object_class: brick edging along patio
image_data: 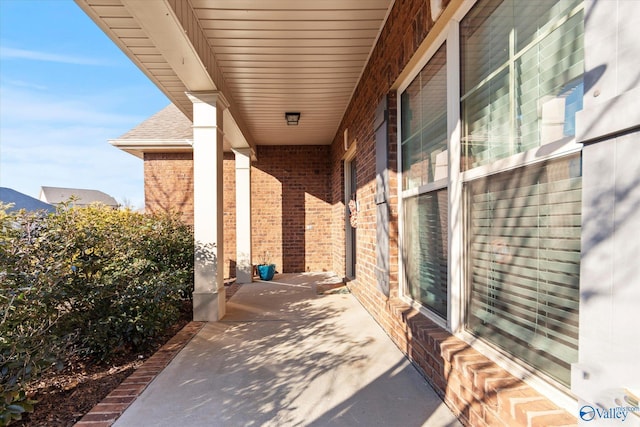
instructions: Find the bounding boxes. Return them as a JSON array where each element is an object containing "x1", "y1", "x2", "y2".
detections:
[
  {"x1": 74, "y1": 321, "x2": 205, "y2": 427},
  {"x1": 75, "y1": 281, "x2": 241, "y2": 426}
]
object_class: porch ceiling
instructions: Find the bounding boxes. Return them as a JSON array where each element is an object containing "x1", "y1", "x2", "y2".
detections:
[{"x1": 75, "y1": 0, "x2": 394, "y2": 148}]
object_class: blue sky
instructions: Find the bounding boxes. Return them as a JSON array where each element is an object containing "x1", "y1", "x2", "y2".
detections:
[{"x1": 0, "y1": 0, "x2": 170, "y2": 209}]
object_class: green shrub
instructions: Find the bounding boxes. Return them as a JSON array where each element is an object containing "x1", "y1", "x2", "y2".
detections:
[
  {"x1": 0, "y1": 202, "x2": 193, "y2": 424},
  {"x1": 49, "y1": 204, "x2": 194, "y2": 359},
  {"x1": 0, "y1": 205, "x2": 68, "y2": 425}
]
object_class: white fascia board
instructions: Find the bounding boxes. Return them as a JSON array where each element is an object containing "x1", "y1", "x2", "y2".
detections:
[{"x1": 110, "y1": 139, "x2": 193, "y2": 159}]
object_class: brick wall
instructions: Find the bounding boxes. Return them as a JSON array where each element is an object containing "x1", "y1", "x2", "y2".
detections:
[
  {"x1": 144, "y1": 146, "x2": 332, "y2": 277},
  {"x1": 327, "y1": 0, "x2": 578, "y2": 425},
  {"x1": 143, "y1": 152, "x2": 237, "y2": 278},
  {"x1": 144, "y1": 152, "x2": 194, "y2": 225},
  {"x1": 252, "y1": 145, "x2": 332, "y2": 273},
  {"x1": 381, "y1": 300, "x2": 578, "y2": 427}
]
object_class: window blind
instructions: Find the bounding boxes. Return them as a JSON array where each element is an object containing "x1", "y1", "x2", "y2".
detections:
[
  {"x1": 401, "y1": 44, "x2": 448, "y2": 190},
  {"x1": 400, "y1": 43, "x2": 449, "y2": 319},
  {"x1": 460, "y1": 0, "x2": 584, "y2": 170},
  {"x1": 466, "y1": 154, "x2": 581, "y2": 385},
  {"x1": 404, "y1": 189, "x2": 448, "y2": 318}
]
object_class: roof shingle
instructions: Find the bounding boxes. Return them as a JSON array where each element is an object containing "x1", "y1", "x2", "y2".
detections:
[{"x1": 116, "y1": 104, "x2": 192, "y2": 141}]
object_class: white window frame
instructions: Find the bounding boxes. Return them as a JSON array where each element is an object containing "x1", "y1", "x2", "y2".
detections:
[
  {"x1": 397, "y1": 25, "x2": 452, "y2": 331},
  {"x1": 396, "y1": 0, "x2": 583, "y2": 413}
]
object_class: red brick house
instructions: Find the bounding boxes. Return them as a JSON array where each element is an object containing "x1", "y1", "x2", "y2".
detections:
[{"x1": 78, "y1": 0, "x2": 640, "y2": 426}]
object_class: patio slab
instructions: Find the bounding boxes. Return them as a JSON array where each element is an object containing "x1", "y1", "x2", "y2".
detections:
[{"x1": 112, "y1": 273, "x2": 461, "y2": 427}]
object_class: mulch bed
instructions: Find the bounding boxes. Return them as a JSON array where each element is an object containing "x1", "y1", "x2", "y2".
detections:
[{"x1": 13, "y1": 319, "x2": 188, "y2": 427}]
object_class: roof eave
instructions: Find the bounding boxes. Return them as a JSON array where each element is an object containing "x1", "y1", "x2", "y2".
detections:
[{"x1": 109, "y1": 139, "x2": 194, "y2": 159}]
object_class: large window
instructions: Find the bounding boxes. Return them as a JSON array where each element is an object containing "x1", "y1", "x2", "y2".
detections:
[
  {"x1": 465, "y1": 155, "x2": 582, "y2": 386},
  {"x1": 460, "y1": 0, "x2": 584, "y2": 170},
  {"x1": 401, "y1": 43, "x2": 448, "y2": 319},
  {"x1": 460, "y1": 0, "x2": 584, "y2": 386},
  {"x1": 398, "y1": 0, "x2": 584, "y2": 388}
]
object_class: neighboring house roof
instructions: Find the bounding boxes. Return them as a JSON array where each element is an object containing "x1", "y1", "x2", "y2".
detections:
[
  {"x1": 39, "y1": 186, "x2": 119, "y2": 208},
  {"x1": 110, "y1": 104, "x2": 193, "y2": 159},
  {"x1": 0, "y1": 187, "x2": 55, "y2": 213}
]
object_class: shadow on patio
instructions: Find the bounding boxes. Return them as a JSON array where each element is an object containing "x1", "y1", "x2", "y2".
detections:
[{"x1": 112, "y1": 273, "x2": 460, "y2": 427}]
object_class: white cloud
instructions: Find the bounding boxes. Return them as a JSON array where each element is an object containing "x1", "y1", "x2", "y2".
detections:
[{"x1": 0, "y1": 46, "x2": 111, "y2": 66}]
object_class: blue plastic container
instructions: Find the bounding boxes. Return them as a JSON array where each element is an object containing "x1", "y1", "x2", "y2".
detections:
[{"x1": 257, "y1": 264, "x2": 276, "y2": 281}]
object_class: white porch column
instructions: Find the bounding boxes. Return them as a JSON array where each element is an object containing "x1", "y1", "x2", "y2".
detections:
[
  {"x1": 233, "y1": 148, "x2": 253, "y2": 283},
  {"x1": 187, "y1": 91, "x2": 229, "y2": 321}
]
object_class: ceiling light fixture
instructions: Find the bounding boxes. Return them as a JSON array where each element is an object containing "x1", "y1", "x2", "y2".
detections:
[{"x1": 285, "y1": 112, "x2": 300, "y2": 126}]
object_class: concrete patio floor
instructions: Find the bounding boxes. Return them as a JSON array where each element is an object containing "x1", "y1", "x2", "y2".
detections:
[{"x1": 113, "y1": 273, "x2": 461, "y2": 427}]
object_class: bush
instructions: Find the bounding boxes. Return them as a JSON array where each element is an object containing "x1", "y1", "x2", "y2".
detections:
[{"x1": 0, "y1": 202, "x2": 193, "y2": 425}]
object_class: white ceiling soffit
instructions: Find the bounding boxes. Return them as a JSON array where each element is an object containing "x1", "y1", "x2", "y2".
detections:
[{"x1": 75, "y1": 0, "x2": 395, "y2": 146}]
